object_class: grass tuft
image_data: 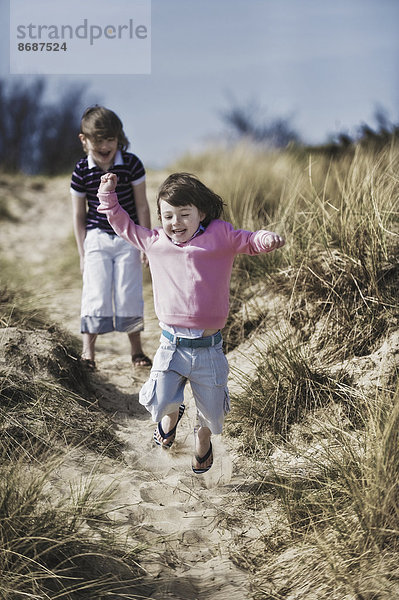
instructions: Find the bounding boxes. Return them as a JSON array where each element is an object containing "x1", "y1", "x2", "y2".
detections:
[
  {"x1": 0, "y1": 449, "x2": 147, "y2": 599},
  {"x1": 229, "y1": 337, "x2": 353, "y2": 448}
]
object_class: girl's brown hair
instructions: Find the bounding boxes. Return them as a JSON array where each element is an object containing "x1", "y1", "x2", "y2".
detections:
[
  {"x1": 80, "y1": 106, "x2": 129, "y2": 151},
  {"x1": 157, "y1": 172, "x2": 224, "y2": 227}
]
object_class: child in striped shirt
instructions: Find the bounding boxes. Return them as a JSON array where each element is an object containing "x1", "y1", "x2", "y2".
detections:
[{"x1": 70, "y1": 106, "x2": 152, "y2": 370}]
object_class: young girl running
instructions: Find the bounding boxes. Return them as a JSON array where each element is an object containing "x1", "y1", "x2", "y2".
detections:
[{"x1": 97, "y1": 172, "x2": 285, "y2": 474}]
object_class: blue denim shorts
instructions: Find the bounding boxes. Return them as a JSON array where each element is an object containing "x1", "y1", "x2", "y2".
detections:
[{"x1": 139, "y1": 334, "x2": 230, "y2": 434}]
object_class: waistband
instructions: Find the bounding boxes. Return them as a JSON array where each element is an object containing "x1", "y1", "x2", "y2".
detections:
[
  {"x1": 161, "y1": 329, "x2": 222, "y2": 348},
  {"x1": 86, "y1": 227, "x2": 116, "y2": 237}
]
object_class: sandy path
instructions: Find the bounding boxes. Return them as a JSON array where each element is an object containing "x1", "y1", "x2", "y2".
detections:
[{"x1": 1, "y1": 173, "x2": 261, "y2": 599}]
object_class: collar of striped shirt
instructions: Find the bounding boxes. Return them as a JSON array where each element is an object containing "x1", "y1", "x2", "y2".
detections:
[{"x1": 87, "y1": 149, "x2": 123, "y2": 170}]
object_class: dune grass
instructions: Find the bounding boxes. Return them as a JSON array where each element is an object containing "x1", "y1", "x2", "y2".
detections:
[
  {"x1": 176, "y1": 140, "x2": 399, "y2": 597},
  {"x1": 177, "y1": 141, "x2": 398, "y2": 357},
  {"x1": 228, "y1": 335, "x2": 353, "y2": 454},
  {"x1": 0, "y1": 272, "x2": 150, "y2": 598},
  {"x1": 248, "y1": 381, "x2": 399, "y2": 598},
  {"x1": 0, "y1": 446, "x2": 147, "y2": 599}
]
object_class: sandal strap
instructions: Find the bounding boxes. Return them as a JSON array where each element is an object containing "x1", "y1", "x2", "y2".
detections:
[
  {"x1": 157, "y1": 421, "x2": 175, "y2": 440},
  {"x1": 154, "y1": 404, "x2": 185, "y2": 442},
  {"x1": 194, "y1": 442, "x2": 213, "y2": 465}
]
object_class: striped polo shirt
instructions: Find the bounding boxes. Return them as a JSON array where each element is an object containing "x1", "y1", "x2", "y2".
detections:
[{"x1": 70, "y1": 150, "x2": 145, "y2": 232}]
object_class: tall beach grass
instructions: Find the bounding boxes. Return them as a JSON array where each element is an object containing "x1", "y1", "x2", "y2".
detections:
[
  {"x1": 0, "y1": 274, "x2": 150, "y2": 598},
  {"x1": 176, "y1": 140, "x2": 399, "y2": 597}
]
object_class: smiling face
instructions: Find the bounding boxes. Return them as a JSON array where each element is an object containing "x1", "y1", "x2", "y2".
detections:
[
  {"x1": 79, "y1": 134, "x2": 118, "y2": 171},
  {"x1": 159, "y1": 200, "x2": 205, "y2": 244}
]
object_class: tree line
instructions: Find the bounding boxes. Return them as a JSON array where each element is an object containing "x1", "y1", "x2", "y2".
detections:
[
  {"x1": 0, "y1": 78, "x2": 397, "y2": 175},
  {"x1": 0, "y1": 78, "x2": 88, "y2": 175}
]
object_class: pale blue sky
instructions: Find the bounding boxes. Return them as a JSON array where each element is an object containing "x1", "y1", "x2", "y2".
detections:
[{"x1": 1, "y1": 0, "x2": 399, "y2": 168}]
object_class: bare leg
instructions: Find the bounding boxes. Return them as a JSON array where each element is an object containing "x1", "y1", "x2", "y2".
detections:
[
  {"x1": 129, "y1": 331, "x2": 151, "y2": 366},
  {"x1": 82, "y1": 333, "x2": 97, "y2": 362},
  {"x1": 128, "y1": 331, "x2": 143, "y2": 355}
]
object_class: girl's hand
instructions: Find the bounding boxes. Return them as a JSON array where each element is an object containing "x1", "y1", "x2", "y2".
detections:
[
  {"x1": 264, "y1": 232, "x2": 285, "y2": 250},
  {"x1": 99, "y1": 172, "x2": 117, "y2": 193}
]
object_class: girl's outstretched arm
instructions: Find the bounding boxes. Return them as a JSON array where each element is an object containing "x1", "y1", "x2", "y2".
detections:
[{"x1": 222, "y1": 221, "x2": 285, "y2": 255}]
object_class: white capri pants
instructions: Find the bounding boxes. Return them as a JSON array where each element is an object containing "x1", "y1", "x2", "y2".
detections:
[
  {"x1": 139, "y1": 334, "x2": 231, "y2": 434},
  {"x1": 81, "y1": 228, "x2": 144, "y2": 334}
]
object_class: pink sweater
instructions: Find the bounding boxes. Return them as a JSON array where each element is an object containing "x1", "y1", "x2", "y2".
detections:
[{"x1": 98, "y1": 191, "x2": 277, "y2": 329}]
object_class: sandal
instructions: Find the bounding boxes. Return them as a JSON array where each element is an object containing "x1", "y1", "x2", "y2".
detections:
[
  {"x1": 153, "y1": 404, "x2": 185, "y2": 449},
  {"x1": 81, "y1": 358, "x2": 96, "y2": 371},
  {"x1": 132, "y1": 353, "x2": 152, "y2": 368},
  {"x1": 192, "y1": 442, "x2": 213, "y2": 474}
]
